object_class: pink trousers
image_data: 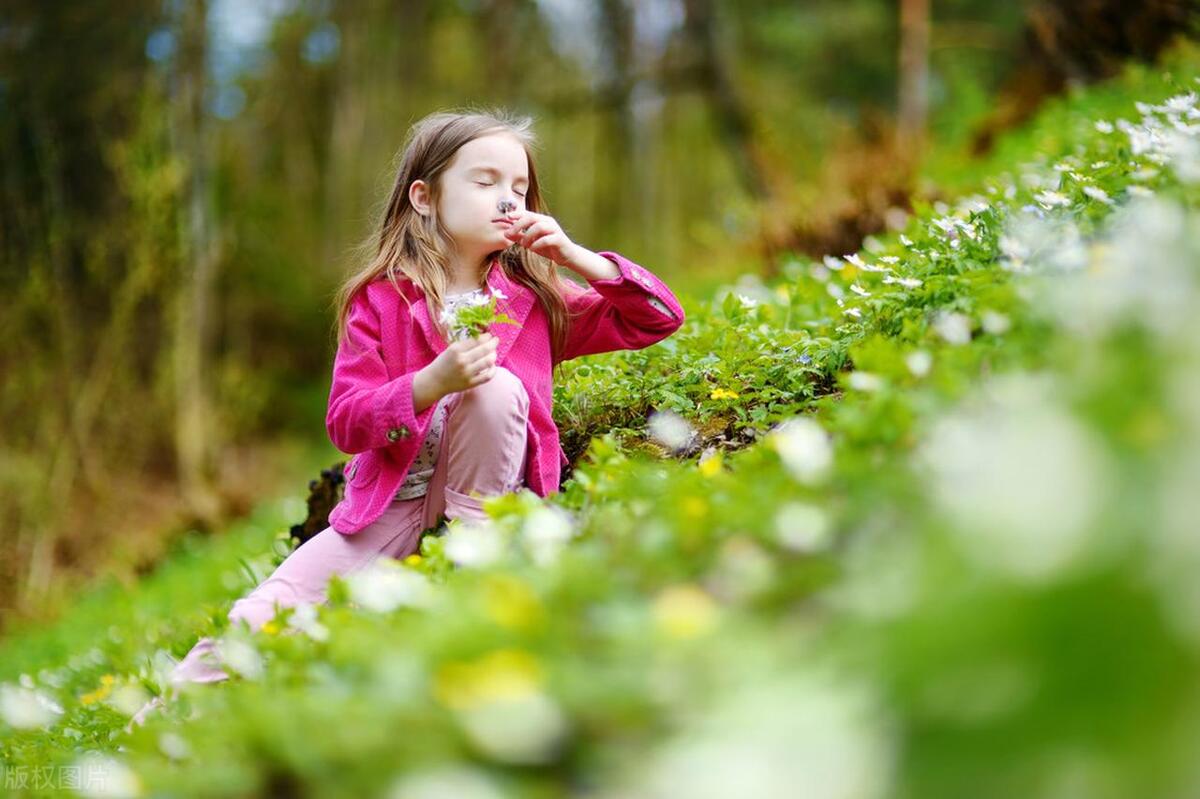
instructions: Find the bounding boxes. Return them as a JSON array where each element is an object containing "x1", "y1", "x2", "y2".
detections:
[{"x1": 138, "y1": 367, "x2": 529, "y2": 709}]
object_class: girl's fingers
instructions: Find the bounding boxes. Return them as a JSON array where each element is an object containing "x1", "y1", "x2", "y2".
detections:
[
  {"x1": 464, "y1": 347, "x2": 497, "y2": 373},
  {"x1": 520, "y1": 224, "x2": 552, "y2": 247}
]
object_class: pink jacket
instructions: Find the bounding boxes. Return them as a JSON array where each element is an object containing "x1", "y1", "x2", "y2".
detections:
[{"x1": 325, "y1": 250, "x2": 686, "y2": 534}]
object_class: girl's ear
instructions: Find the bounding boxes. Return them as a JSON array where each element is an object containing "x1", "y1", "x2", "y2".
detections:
[{"x1": 409, "y1": 179, "x2": 432, "y2": 217}]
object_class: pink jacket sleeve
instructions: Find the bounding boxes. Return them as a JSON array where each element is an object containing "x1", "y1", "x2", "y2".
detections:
[
  {"x1": 556, "y1": 250, "x2": 686, "y2": 363},
  {"x1": 325, "y1": 290, "x2": 440, "y2": 455}
]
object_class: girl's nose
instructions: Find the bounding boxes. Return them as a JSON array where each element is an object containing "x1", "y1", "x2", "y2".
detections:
[{"x1": 497, "y1": 198, "x2": 517, "y2": 215}]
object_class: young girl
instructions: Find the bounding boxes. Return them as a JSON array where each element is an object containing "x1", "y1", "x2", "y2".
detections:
[{"x1": 128, "y1": 108, "x2": 685, "y2": 729}]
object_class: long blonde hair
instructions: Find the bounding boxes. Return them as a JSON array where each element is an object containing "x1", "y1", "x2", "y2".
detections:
[{"x1": 331, "y1": 107, "x2": 577, "y2": 366}]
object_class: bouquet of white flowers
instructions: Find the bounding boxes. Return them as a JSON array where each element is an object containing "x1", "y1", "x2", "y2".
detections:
[{"x1": 439, "y1": 288, "x2": 521, "y2": 342}]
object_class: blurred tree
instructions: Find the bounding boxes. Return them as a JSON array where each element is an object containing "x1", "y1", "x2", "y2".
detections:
[{"x1": 970, "y1": 0, "x2": 1200, "y2": 154}]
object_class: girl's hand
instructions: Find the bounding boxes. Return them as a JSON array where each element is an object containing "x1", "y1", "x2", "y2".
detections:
[
  {"x1": 427, "y1": 332, "x2": 499, "y2": 395},
  {"x1": 501, "y1": 210, "x2": 579, "y2": 266}
]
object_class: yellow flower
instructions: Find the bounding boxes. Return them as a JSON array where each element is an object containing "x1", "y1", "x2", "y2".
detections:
[
  {"x1": 653, "y1": 584, "x2": 718, "y2": 640},
  {"x1": 709, "y1": 387, "x2": 739, "y2": 400},
  {"x1": 80, "y1": 678, "x2": 115, "y2": 706},
  {"x1": 682, "y1": 496, "x2": 708, "y2": 519},
  {"x1": 482, "y1": 574, "x2": 544, "y2": 631},
  {"x1": 260, "y1": 620, "x2": 281, "y2": 635},
  {"x1": 698, "y1": 453, "x2": 723, "y2": 478},
  {"x1": 404, "y1": 554, "x2": 423, "y2": 566},
  {"x1": 433, "y1": 648, "x2": 544, "y2": 710}
]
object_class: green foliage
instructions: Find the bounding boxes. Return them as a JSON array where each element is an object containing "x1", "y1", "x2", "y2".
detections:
[{"x1": 4, "y1": 41, "x2": 1200, "y2": 799}]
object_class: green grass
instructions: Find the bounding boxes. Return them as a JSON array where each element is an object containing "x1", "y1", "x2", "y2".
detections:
[{"x1": 3, "y1": 39, "x2": 1200, "y2": 799}]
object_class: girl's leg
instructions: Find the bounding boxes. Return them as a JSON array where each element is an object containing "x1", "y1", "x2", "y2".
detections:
[
  {"x1": 127, "y1": 499, "x2": 427, "y2": 728},
  {"x1": 422, "y1": 365, "x2": 530, "y2": 527}
]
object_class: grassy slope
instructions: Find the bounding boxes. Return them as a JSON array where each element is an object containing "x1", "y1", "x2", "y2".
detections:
[{"x1": 2, "y1": 38, "x2": 1200, "y2": 799}]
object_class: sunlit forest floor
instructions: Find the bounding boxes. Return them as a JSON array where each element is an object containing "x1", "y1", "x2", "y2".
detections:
[{"x1": 3, "y1": 39, "x2": 1200, "y2": 799}]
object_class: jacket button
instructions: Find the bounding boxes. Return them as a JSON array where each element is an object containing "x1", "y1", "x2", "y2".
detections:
[{"x1": 386, "y1": 425, "x2": 410, "y2": 442}]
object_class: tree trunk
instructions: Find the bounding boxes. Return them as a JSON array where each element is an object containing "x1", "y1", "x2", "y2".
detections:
[
  {"x1": 170, "y1": 0, "x2": 223, "y2": 527},
  {"x1": 898, "y1": 0, "x2": 931, "y2": 154}
]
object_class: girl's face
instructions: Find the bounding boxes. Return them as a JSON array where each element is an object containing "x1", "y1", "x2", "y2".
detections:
[{"x1": 415, "y1": 132, "x2": 530, "y2": 264}]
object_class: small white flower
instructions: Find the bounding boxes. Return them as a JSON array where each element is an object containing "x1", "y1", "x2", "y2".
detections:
[
  {"x1": 847, "y1": 371, "x2": 883, "y2": 392},
  {"x1": 348, "y1": 560, "x2": 435, "y2": 611},
  {"x1": 933, "y1": 310, "x2": 973, "y2": 345},
  {"x1": 770, "y1": 417, "x2": 833, "y2": 485},
  {"x1": 386, "y1": 766, "x2": 507, "y2": 799},
  {"x1": 648, "y1": 409, "x2": 695, "y2": 452},
  {"x1": 1034, "y1": 190, "x2": 1070, "y2": 208},
  {"x1": 217, "y1": 636, "x2": 264, "y2": 680},
  {"x1": 905, "y1": 350, "x2": 933, "y2": 378},
  {"x1": 0, "y1": 683, "x2": 63, "y2": 729},
  {"x1": 878, "y1": 255, "x2": 900, "y2": 265},
  {"x1": 1082, "y1": 186, "x2": 1113, "y2": 204},
  {"x1": 443, "y1": 520, "x2": 505, "y2": 568},
  {"x1": 456, "y1": 691, "x2": 570, "y2": 765},
  {"x1": 981, "y1": 311, "x2": 1012, "y2": 335},
  {"x1": 843, "y1": 253, "x2": 867, "y2": 269},
  {"x1": 774, "y1": 502, "x2": 833, "y2": 553},
  {"x1": 899, "y1": 234, "x2": 914, "y2": 247},
  {"x1": 288, "y1": 602, "x2": 330, "y2": 641},
  {"x1": 849, "y1": 283, "x2": 870, "y2": 297},
  {"x1": 521, "y1": 506, "x2": 576, "y2": 566},
  {"x1": 843, "y1": 307, "x2": 862, "y2": 319},
  {"x1": 73, "y1": 753, "x2": 143, "y2": 798},
  {"x1": 736, "y1": 293, "x2": 759, "y2": 309},
  {"x1": 823, "y1": 255, "x2": 845, "y2": 271},
  {"x1": 490, "y1": 287, "x2": 508, "y2": 300}
]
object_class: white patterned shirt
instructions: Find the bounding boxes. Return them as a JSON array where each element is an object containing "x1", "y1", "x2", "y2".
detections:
[{"x1": 392, "y1": 287, "x2": 487, "y2": 501}]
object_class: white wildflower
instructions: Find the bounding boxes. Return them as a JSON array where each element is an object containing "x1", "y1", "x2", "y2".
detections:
[
  {"x1": 73, "y1": 753, "x2": 143, "y2": 798},
  {"x1": 443, "y1": 520, "x2": 505, "y2": 568},
  {"x1": 849, "y1": 283, "x2": 870, "y2": 297},
  {"x1": 916, "y1": 373, "x2": 1111, "y2": 582},
  {"x1": 217, "y1": 636, "x2": 264, "y2": 680},
  {"x1": 1034, "y1": 190, "x2": 1070, "y2": 209},
  {"x1": 770, "y1": 417, "x2": 833, "y2": 485},
  {"x1": 843, "y1": 307, "x2": 862, "y2": 319},
  {"x1": 521, "y1": 505, "x2": 576, "y2": 566},
  {"x1": 647, "y1": 409, "x2": 694, "y2": 452},
  {"x1": 626, "y1": 670, "x2": 893, "y2": 799},
  {"x1": 847, "y1": 372, "x2": 883, "y2": 392},
  {"x1": 932, "y1": 310, "x2": 972, "y2": 345},
  {"x1": 1164, "y1": 92, "x2": 1197, "y2": 114},
  {"x1": 386, "y1": 766, "x2": 507, "y2": 799},
  {"x1": 823, "y1": 255, "x2": 845, "y2": 271},
  {"x1": 456, "y1": 691, "x2": 570, "y2": 765},
  {"x1": 981, "y1": 311, "x2": 1012, "y2": 335},
  {"x1": 0, "y1": 683, "x2": 63, "y2": 729},
  {"x1": 774, "y1": 502, "x2": 833, "y2": 553},
  {"x1": 1082, "y1": 186, "x2": 1112, "y2": 204},
  {"x1": 287, "y1": 602, "x2": 330, "y2": 641},
  {"x1": 904, "y1": 350, "x2": 933, "y2": 378},
  {"x1": 1094, "y1": 120, "x2": 1114, "y2": 133},
  {"x1": 348, "y1": 559, "x2": 435, "y2": 611}
]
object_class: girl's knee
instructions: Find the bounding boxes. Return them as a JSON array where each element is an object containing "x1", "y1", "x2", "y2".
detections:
[{"x1": 460, "y1": 366, "x2": 529, "y2": 414}]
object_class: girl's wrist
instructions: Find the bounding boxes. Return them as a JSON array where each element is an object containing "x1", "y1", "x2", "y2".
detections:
[{"x1": 412, "y1": 365, "x2": 445, "y2": 414}]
